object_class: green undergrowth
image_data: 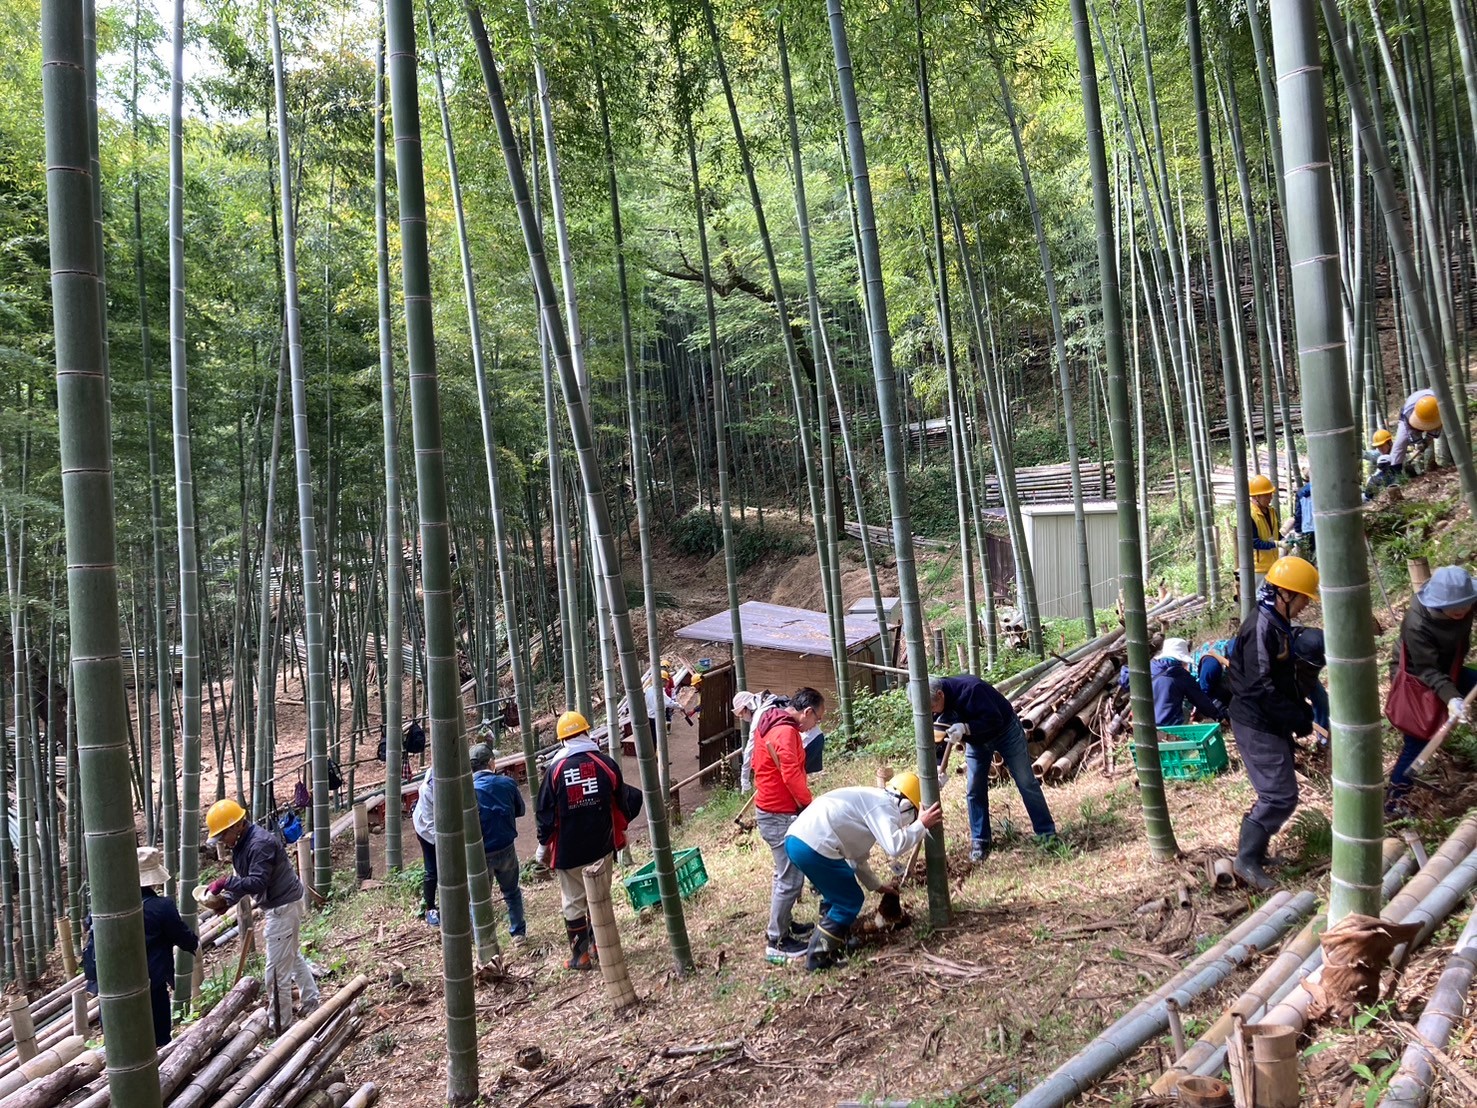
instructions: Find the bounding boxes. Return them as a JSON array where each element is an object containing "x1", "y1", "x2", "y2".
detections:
[{"x1": 669, "y1": 508, "x2": 808, "y2": 572}]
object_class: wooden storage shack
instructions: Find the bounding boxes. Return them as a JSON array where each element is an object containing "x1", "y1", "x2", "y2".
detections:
[{"x1": 675, "y1": 601, "x2": 884, "y2": 713}]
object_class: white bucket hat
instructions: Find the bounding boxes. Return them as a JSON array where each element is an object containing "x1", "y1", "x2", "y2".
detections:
[{"x1": 136, "y1": 846, "x2": 171, "y2": 888}]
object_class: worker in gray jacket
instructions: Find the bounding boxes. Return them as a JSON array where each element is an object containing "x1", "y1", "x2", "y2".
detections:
[{"x1": 205, "y1": 798, "x2": 320, "y2": 1028}]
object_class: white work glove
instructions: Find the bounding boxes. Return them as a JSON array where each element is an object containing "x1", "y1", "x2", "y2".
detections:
[
  {"x1": 944, "y1": 722, "x2": 969, "y2": 743},
  {"x1": 1449, "y1": 697, "x2": 1468, "y2": 723},
  {"x1": 534, "y1": 843, "x2": 550, "y2": 867}
]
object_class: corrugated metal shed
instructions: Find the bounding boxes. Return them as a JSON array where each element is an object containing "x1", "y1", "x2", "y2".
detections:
[
  {"x1": 1018, "y1": 501, "x2": 1120, "y2": 618},
  {"x1": 674, "y1": 601, "x2": 880, "y2": 655}
]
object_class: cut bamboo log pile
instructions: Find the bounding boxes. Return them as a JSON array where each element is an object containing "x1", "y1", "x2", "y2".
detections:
[{"x1": 1002, "y1": 594, "x2": 1207, "y2": 788}]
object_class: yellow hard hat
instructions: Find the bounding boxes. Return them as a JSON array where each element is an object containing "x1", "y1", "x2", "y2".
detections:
[
  {"x1": 556, "y1": 710, "x2": 591, "y2": 741},
  {"x1": 1265, "y1": 555, "x2": 1320, "y2": 599},
  {"x1": 1248, "y1": 474, "x2": 1276, "y2": 496},
  {"x1": 889, "y1": 770, "x2": 922, "y2": 811},
  {"x1": 206, "y1": 798, "x2": 247, "y2": 840},
  {"x1": 1372, "y1": 429, "x2": 1393, "y2": 447},
  {"x1": 1411, "y1": 395, "x2": 1441, "y2": 432}
]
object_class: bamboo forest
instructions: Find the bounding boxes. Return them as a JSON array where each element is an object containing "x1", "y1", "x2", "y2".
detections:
[{"x1": 11, "y1": 0, "x2": 1477, "y2": 1101}]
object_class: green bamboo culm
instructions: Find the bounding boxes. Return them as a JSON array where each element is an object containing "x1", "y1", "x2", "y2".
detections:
[
  {"x1": 384, "y1": 0, "x2": 480, "y2": 1094},
  {"x1": 372, "y1": 20, "x2": 404, "y2": 870},
  {"x1": 827, "y1": 0, "x2": 950, "y2": 923},
  {"x1": 1319, "y1": 0, "x2": 1477, "y2": 521},
  {"x1": 267, "y1": 0, "x2": 333, "y2": 897},
  {"x1": 167, "y1": 0, "x2": 203, "y2": 1008},
  {"x1": 463, "y1": 0, "x2": 695, "y2": 974},
  {"x1": 1270, "y1": 0, "x2": 1384, "y2": 921},
  {"x1": 41, "y1": 0, "x2": 166, "y2": 1096},
  {"x1": 1068, "y1": 0, "x2": 1178, "y2": 861}
]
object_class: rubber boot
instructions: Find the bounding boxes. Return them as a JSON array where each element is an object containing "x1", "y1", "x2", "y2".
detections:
[
  {"x1": 564, "y1": 917, "x2": 594, "y2": 971},
  {"x1": 1233, "y1": 816, "x2": 1276, "y2": 892},
  {"x1": 805, "y1": 921, "x2": 848, "y2": 972}
]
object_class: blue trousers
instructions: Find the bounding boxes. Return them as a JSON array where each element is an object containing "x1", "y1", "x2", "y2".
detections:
[
  {"x1": 964, "y1": 721, "x2": 1057, "y2": 848},
  {"x1": 1390, "y1": 666, "x2": 1477, "y2": 803},
  {"x1": 487, "y1": 843, "x2": 526, "y2": 936},
  {"x1": 784, "y1": 837, "x2": 865, "y2": 930}
]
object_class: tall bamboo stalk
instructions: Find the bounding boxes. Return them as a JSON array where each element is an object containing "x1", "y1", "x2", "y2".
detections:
[
  {"x1": 827, "y1": 0, "x2": 950, "y2": 923},
  {"x1": 372, "y1": 22, "x2": 404, "y2": 870},
  {"x1": 1271, "y1": 0, "x2": 1384, "y2": 921},
  {"x1": 464, "y1": 0, "x2": 694, "y2": 973},
  {"x1": 41, "y1": 0, "x2": 164, "y2": 1094},
  {"x1": 382, "y1": 0, "x2": 478, "y2": 1097},
  {"x1": 1070, "y1": 0, "x2": 1178, "y2": 861},
  {"x1": 268, "y1": 0, "x2": 332, "y2": 895}
]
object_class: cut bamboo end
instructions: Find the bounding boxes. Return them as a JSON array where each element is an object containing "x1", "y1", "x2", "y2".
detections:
[
  {"x1": 56, "y1": 919, "x2": 77, "y2": 980},
  {"x1": 583, "y1": 857, "x2": 638, "y2": 1012},
  {"x1": 1249, "y1": 1023, "x2": 1299, "y2": 1108},
  {"x1": 1211, "y1": 857, "x2": 1236, "y2": 889},
  {"x1": 1177, "y1": 1074, "x2": 1233, "y2": 1107},
  {"x1": 7, "y1": 1000, "x2": 36, "y2": 1065},
  {"x1": 69, "y1": 993, "x2": 87, "y2": 1040}
]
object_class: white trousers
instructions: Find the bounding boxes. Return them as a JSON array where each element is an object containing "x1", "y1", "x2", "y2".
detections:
[{"x1": 264, "y1": 899, "x2": 319, "y2": 1028}]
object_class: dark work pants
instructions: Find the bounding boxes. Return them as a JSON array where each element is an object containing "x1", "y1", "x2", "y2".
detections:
[
  {"x1": 151, "y1": 981, "x2": 172, "y2": 1046},
  {"x1": 1234, "y1": 722, "x2": 1299, "y2": 834},
  {"x1": 417, "y1": 833, "x2": 438, "y2": 912}
]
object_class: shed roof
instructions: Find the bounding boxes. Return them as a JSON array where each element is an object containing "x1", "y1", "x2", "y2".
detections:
[{"x1": 675, "y1": 601, "x2": 880, "y2": 656}]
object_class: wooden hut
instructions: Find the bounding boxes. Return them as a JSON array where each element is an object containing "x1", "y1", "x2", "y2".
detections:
[{"x1": 674, "y1": 602, "x2": 884, "y2": 713}]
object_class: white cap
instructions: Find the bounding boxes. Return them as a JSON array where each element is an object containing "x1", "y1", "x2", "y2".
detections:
[
  {"x1": 732, "y1": 691, "x2": 760, "y2": 714},
  {"x1": 1157, "y1": 637, "x2": 1193, "y2": 665}
]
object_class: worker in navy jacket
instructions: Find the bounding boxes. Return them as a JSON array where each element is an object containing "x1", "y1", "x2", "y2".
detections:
[
  {"x1": 470, "y1": 743, "x2": 527, "y2": 944},
  {"x1": 1228, "y1": 557, "x2": 1319, "y2": 891},
  {"x1": 930, "y1": 674, "x2": 1056, "y2": 862},
  {"x1": 1150, "y1": 638, "x2": 1228, "y2": 726}
]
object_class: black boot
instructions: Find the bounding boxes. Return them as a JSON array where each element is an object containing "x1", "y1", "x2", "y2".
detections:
[
  {"x1": 565, "y1": 917, "x2": 594, "y2": 971},
  {"x1": 805, "y1": 921, "x2": 848, "y2": 972},
  {"x1": 1234, "y1": 816, "x2": 1276, "y2": 892}
]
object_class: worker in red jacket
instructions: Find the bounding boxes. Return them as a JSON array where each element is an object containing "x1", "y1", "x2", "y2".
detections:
[{"x1": 752, "y1": 687, "x2": 824, "y2": 963}]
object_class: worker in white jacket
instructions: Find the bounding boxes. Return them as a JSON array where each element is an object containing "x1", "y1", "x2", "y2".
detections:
[
  {"x1": 1390, "y1": 388, "x2": 1442, "y2": 474},
  {"x1": 784, "y1": 774, "x2": 943, "y2": 970}
]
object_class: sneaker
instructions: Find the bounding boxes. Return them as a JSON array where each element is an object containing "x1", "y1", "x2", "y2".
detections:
[
  {"x1": 969, "y1": 844, "x2": 992, "y2": 863},
  {"x1": 425, "y1": 909, "x2": 440, "y2": 927},
  {"x1": 765, "y1": 935, "x2": 808, "y2": 963},
  {"x1": 297, "y1": 998, "x2": 320, "y2": 1019},
  {"x1": 787, "y1": 920, "x2": 814, "y2": 941},
  {"x1": 512, "y1": 933, "x2": 529, "y2": 949}
]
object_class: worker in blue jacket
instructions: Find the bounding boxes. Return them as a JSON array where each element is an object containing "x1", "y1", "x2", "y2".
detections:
[
  {"x1": 470, "y1": 743, "x2": 527, "y2": 945},
  {"x1": 1149, "y1": 638, "x2": 1228, "y2": 726},
  {"x1": 930, "y1": 674, "x2": 1056, "y2": 863},
  {"x1": 1290, "y1": 627, "x2": 1330, "y2": 745},
  {"x1": 1195, "y1": 638, "x2": 1236, "y2": 708}
]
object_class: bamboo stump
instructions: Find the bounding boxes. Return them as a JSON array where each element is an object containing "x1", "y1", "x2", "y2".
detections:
[
  {"x1": 1249, "y1": 1024, "x2": 1299, "y2": 1107},
  {"x1": 56, "y1": 919, "x2": 76, "y2": 980},
  {"x1": 8, "y1": 999, "x2": 36, "y2": 1063},
  {"x1": 583, "y1": 857, "x2": 637, "y2": 1011},
  {"x1": 298, "y1": 838, "x2": 314, "y2": 908},
  {"x1": 353, "y1": 803, "x2": 371, "y2": 881},
  {"x1": 1409, "y1": 557, "x2": 1432, "y2": 591},
  {"x1": 69, "y1": 994, "x2": 87, "y2": 1039},
  {"x1": 1177, "y1": 1075, "x2": 1233, "y2": 1107}
]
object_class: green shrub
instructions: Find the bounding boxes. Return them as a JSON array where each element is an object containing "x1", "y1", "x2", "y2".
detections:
[{"x1": 669, "y1": 509, "x2": 804, "y2": 573}]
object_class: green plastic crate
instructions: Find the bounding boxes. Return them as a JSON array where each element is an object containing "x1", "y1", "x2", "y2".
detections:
[
  {"x1": 623, "y1": 846, "x2": 709, "y2": 911},
  {"x1": 1130, "y1": 722, "x2": 1229, "y2": 781}
]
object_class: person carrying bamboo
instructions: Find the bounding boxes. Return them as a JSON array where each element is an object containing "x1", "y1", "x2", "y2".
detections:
[
  {"x1": 751, "y1": 688, "x2": 825, "y2": 963},
  {"x1": 1384, "y1": 566, "x2": 1477, "y2": 815},
  {"x1": 929, "y1": 674, "x2": 1057, "y2": 862},
  {"x1": 204, "y1": 797, "x2": 321, "y2": 1026},
  {"x1": 82, "y1": 847, "x2": 199, "y2": 1046},
  {"x1": 1389, "y1": 389, "x2": 1442, "y2": 475},
  {"x1": 783, "y1": 772, "x2": 942, "y2": 971},
  {"x1": 1227, "y1": 556, "x2": 1320, "y2": 891},
  {"x1": 1247, "y1": 473, "x2": 1281, "y2": 592},
  {"x1": 469, "y1": 743, "x2": 528, "y2": 947},
  {"x1": 535, "y1": 710, "x2": 642, "y2": 971}
]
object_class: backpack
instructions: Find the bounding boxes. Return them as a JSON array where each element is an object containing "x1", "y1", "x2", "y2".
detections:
[{"x1": 404, "y1": 721, "x2": 427, "y2": 755}]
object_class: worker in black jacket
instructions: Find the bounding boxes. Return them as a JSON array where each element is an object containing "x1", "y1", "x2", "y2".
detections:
[
  {"x1": 1387, "y1": 566, "x2": 1477, "y2": 812},
  {"x1": 83, "y1": 847, "x2": 199, "y2": 1046},
  {"x1": 536, "y1": 711, "x2": 641, "y2": 970},
  {"x1": 204, "y1": 798, "x2": 320, "y2": 1027},
  {"x1": 1228, "y1": 556, "x2": 1320, "y2": 891},
  {"x1": 929, "y1": 674, "x2": 1056, "y2": 862}
]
